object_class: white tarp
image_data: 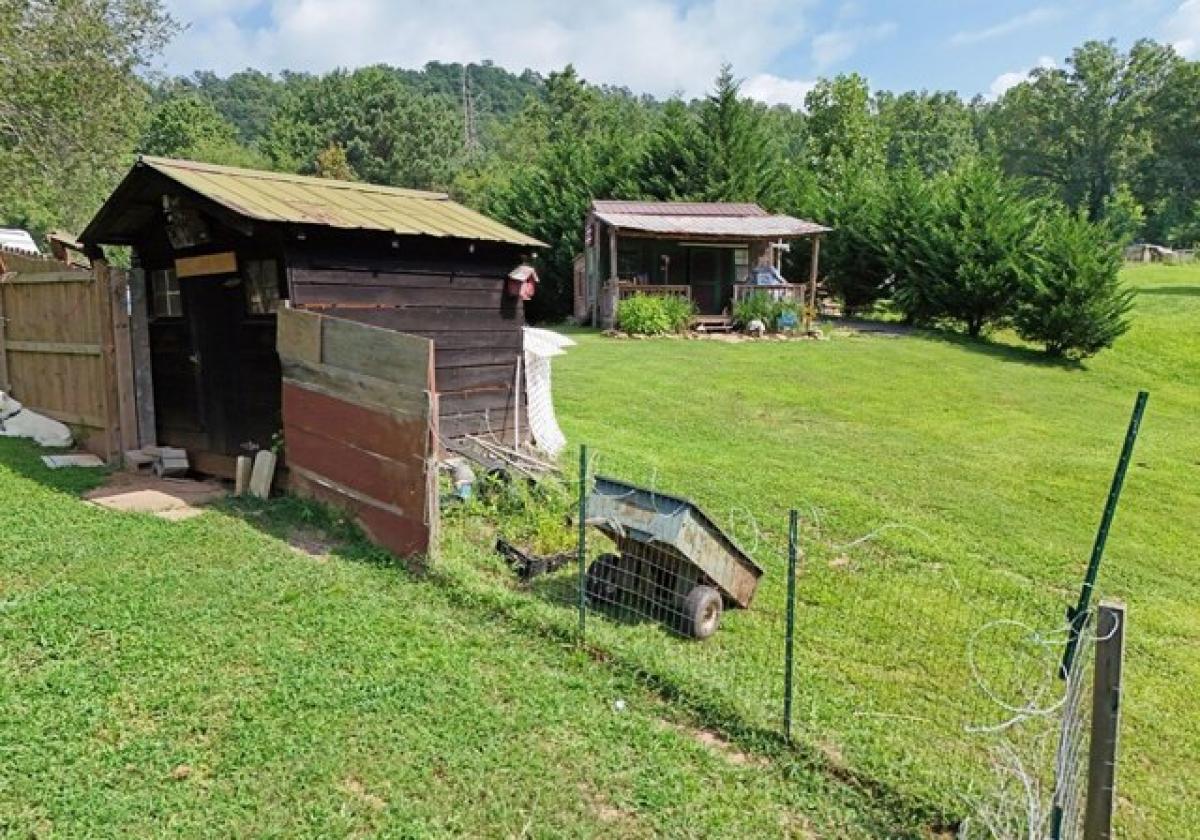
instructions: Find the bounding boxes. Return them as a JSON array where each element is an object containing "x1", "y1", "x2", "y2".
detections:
[{"x1": 523, "y1": 328, "x2": 576, "y2": 457}]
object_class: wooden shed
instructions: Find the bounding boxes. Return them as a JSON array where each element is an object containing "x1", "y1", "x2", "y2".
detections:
[{"x1": 79, "y1": 156, "x2": 545, "y2": 477}]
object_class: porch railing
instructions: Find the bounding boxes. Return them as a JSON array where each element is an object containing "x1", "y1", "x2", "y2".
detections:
[
  {"x1": 731, "y1": 282, "x2": 806, "y2": 305},
  {"x1": 616, "y1": 281, "x2": 692, "y2": 301}
]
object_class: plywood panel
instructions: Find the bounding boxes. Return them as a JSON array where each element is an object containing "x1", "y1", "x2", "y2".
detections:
[
  {"x1": 277, "y1": 306, "x2": 436, "y2": 559},
  {"x1": 320, "y1": 315, "x2": 432, "y2": 389}
]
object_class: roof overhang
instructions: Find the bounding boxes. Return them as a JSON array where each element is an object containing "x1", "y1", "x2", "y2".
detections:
[
  {"x1": 82, "y1": 156, "x2": 546, "y2": 249},
  {"x1": 593, "y1": 210, "x2": 830, "y2": 239}
]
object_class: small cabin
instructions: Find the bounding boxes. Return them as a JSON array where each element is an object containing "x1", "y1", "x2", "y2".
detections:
[
  {"x1": 578, "y1": 201, "x2": 829, "y2": 331},
  {"x1": 80, "y1": 156, "x2": 544, "y2": 475}
]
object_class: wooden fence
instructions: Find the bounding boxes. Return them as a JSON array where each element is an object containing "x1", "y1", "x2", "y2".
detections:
[{"x1": 0, "y1": 250, "x2": 132, "y2": 461}]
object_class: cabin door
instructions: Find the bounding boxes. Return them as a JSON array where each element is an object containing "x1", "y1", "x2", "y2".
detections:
[{"x1": 688, "y1": 248, "x2": 731, "y2": 315}]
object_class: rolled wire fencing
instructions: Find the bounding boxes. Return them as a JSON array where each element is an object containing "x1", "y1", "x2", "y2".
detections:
[{"x1": 962, "y1": 603, "x2": 1124, "y2": 840}]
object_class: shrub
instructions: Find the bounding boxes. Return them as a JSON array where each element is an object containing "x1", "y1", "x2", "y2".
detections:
[
  {"x1": 731, "y1": 291, "x2": 804, "y2": 332},
  {"x1": 732, "y1": 290, "x2": 778, "y2": 327},
  {"x1": 659, "y1": 294, "x2": 697, "y2": 332},
  {"x1": 1014, "y1": 211, "x2": 1133, "y2": 358},
  {"x1": 616, "y1": 293, "x2": 694, "y2": 335}
]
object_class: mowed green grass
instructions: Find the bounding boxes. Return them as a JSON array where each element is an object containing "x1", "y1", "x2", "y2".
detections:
[
  {"x1": 549, "y1": 264, "x2": 1200, "y2": 838},
  {"x1": 1, "y1": 264, "x2": 1193, "y2": 838},
  {"x1": 0, "y1": 443, "x2": 923, "y2": 837}
]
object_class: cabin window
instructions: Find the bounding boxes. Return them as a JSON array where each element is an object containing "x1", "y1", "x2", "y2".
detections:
[
  {"x1": 733, "y1": 247, "x2": 749, "y2": 282},
  {"x1": 150, "y1": 269, "x2": 182, "y2": 318},
  {"x1": 243, "y1": 259, "x2": 280, "y2": 315}
]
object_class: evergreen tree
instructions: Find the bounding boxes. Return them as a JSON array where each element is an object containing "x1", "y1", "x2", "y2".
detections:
[
  {"x1": 698, "y1": 65, "x2": 783, "y2": 205},
  {"x1": 1014, "y1": 210, "x2": 1132, "y2": 357},
  {"x1": 892, "y1": 161, "x2": 1039, "y2": 336},
  {"x1": 635, "y1": 99, "x2": 709, "y2": 201}
]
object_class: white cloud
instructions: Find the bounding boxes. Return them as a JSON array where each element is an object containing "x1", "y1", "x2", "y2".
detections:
[
  {"x1": 988, "y1": 55, "x2": 1057, "y2": 99},
  {"x1": 950, "y1": 6, "x2": 1063, "y2": 47},
  {"x1": 811, "y1": 21, "x2": 896, "y2": 71},
  {"x1": 160, "y1": 0, "x2": 818, "y2": 100},
  {"x1": 1165, "y1": 0, "x2": 1200, "y2": 57},
  {"x1": 743, "y1": 73, "x2": 816, "y2": 107}
]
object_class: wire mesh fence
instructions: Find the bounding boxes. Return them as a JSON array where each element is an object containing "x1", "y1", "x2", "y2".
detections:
[
  {"x1": 568, "y1": 444, "x2": 804, "y2": 740},
  {"x1": 439, "y1": 438, "x2": 1130, "y2": 836}
]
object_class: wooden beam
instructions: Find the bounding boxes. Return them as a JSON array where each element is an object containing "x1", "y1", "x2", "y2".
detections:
[
  {"x1": 0, "y1": 270, "x2": 93, "y2": 285},
  {"x1": 2, "y1": 340, "x2": 102, "y2": 355},
  {"x1": 1084, "y1": 600, "x2": 1126, "y2": 840},
  {"x1": 807, "y1": 235, "x2": 822, "y2": 332},
  {"x1": 175, "y1": 251, "x2": 237, "y2": 278},
  {"x1": 127, "y1": 267, "x2": 157, "y2": 448},
  {"x1": 109, "y1": 268, "x2": 139, "y2": 455},
  {"x1": 94, "y1": 261, "x2": 122, "y2": 462},
  {"x1": 608, "y1": 224, "x2": 618, "y2": 282}
]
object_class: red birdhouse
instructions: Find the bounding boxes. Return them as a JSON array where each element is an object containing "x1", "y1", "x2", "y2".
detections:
[{"x1": 507, "y1": 264, "x2": 539, "y2": 301}]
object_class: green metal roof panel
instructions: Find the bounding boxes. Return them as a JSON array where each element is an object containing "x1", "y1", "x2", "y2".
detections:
[{"x1": 137, "y1": 156, "x2": 545, "y2": 247}]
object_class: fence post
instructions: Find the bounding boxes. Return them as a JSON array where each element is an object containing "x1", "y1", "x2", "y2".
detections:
[
  {"x1": 1084, "y1": 600, "x2": 1126, "y2": 840},
  {"x1": 577, "y1": 444, "x2": 589, "y2": 640},
  {"x1": 1062, "y1": 391, "x2": 1147, "y2": 678},
  {"x1": 783, "y1": 509, "x2": 799, "y2": 742}
]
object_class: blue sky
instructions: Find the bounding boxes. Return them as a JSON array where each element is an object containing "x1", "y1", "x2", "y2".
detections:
[{"x1": 161, "y1": 1, "x2": 1200, "y2": 104}]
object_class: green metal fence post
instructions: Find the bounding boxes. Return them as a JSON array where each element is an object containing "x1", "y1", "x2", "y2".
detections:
[
  {"x1": 784, "y1": 508, "x2": 799, "y2": 743},
  {"x1": 577, "y1": 444, "x2": 589, "y2": 641},
  {"x1": 1061, "y1": 390, "x2": 1148, "y2": 679}
]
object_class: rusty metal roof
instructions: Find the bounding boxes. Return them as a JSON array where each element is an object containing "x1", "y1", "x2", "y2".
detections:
[
  {"x1": 592, "y1": 200, "x2": 769, "y2": 217},
  {"x1": 591, "y1": 200, "x2": 828, "y2": 238},
  {"x1": 83, "y1": 156, "x2": 545, "y2": 247}
]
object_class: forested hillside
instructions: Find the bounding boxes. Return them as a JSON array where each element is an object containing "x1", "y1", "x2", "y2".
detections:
[{"x1": 4, "y1": 1, "x2": 1200, "y2": 331}]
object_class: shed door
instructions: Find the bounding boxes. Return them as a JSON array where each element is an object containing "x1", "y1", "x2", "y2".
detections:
[
  {"x1": 276, "y1": 307, "x2": 438, "y2": 557},
  {"x1": 151, "y1": 269, "x2": 282, "y2": 458}
]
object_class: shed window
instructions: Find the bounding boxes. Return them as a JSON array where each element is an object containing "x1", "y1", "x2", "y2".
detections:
[
  {"x1": 243, "y1": 259, "x2": 280, "y2": 315},
  {"x1": 150, "y1": 269, "x2": 181, "y2": 318}
]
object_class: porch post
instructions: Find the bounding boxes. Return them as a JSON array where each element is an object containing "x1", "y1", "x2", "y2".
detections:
[
  {"x1": 601, "y1": 224, "x2": 619, "y2": 331},
  {"x1": 608, "y1": 225, "x2": 618, "y2": 284},
  {"x1": 588, "y1": 218, "x2": 601, "y2": 325},
  {"x1": 806, "y1": 235, "x2": 821, "y2": 332}
]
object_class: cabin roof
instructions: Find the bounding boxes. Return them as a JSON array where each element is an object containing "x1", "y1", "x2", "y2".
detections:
[
  {"x1": 82, "y1": 156, "x2": 546, "y2": 248},
  {"x1": 590, "y1": 200, "x2": 829, "y2": 239}
]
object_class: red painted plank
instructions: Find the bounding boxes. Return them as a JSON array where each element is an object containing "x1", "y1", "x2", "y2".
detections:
[
  {"x1": 281, "y1": 382, "x2": 428, "y2": 462},
  {"x1": 286, "y1": 426, "x2": 424, "y2": 511}
]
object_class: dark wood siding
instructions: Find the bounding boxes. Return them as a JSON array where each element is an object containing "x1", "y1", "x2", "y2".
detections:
[{"x1": 284, "y1": 236, "x2": 532, "y2": 443}]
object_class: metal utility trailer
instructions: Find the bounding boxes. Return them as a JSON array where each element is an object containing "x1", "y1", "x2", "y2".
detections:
[{"x1": 585, "y1": 476, "x2": 764, "y2": 639}]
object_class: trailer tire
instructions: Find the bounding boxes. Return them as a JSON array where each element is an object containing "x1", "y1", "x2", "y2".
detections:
[
  {"x1": 682, "y1": 585, "x2": 722, "y2": 640},
  {"x1": 586, "y1": 553, "x2": 622, "y2": 605}
]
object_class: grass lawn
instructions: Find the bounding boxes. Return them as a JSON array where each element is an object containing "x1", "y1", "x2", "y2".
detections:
[
  {"x1": 0, "y1": 441, "x2": 923, "y2": 838},
  {"x1": 538, "y1": 263, "x2": 1199, "y2": 838},
  {"x1": 1, "y1": 263, "x2": 1194, "y2": 837}
]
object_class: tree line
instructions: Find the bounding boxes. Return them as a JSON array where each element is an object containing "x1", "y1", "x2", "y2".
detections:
[{"x1": 5, "y1": 1, "x2": 1197, "y2": 354}]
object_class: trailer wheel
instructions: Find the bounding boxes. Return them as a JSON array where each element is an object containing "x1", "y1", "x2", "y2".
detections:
[
  {"x1": 682, "y1": 585, "x2": 723, "y2": 640},
  {"x1": 586, "y1": 553, "x2": 622, "y2": 605}
]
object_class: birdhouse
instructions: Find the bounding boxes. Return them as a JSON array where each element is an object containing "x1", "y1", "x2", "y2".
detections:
[{"x1": 507, "y1": 264, "x2": 538, "y2": 301}]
